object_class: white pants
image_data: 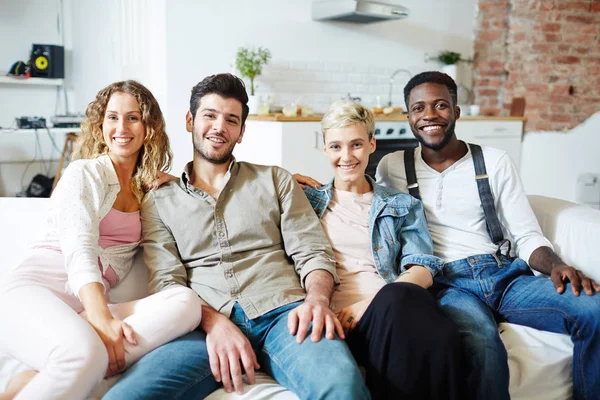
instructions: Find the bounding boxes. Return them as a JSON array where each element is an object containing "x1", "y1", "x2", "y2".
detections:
[{"x1": 0, "y1": 249, "x2": 202, "y2": 400}]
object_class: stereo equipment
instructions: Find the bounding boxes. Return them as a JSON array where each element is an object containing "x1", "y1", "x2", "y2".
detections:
[
  {"x1": 16, "y1": 116, "x2": 47, "y2": 129},
  {"x1": 29, "y1": 44, "x2": 64, "y2": 79},
  {"x1": 50, "y1": 114, "x2": 85, "y2": 128}
]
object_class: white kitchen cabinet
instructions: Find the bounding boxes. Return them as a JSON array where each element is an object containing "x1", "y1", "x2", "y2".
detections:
[
  {"x1": 233, "y1": 121, "x2": 333, "y2": 183},
  {"x1": 456, "y1": 118, "x2": 524, "y2": 167}
]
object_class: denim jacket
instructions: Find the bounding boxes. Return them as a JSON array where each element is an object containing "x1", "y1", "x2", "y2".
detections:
[{"x1": 303, "y1": 176, "x2": 443, "y2": 282}]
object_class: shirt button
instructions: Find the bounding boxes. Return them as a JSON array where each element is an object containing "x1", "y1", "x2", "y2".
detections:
[
  {"x1": 226, "y1": 271, "x2": 233, "y2": 278},
  {"x1": 219, "y1": 232, "x2": 225, "y2": 237}
]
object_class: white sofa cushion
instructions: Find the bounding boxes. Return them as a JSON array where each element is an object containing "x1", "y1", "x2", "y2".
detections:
[{"x1": 528, "y1": 195, "x2": 600, "y2": 281}]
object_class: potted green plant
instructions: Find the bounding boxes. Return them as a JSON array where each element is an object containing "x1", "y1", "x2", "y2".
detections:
[
  {"x1": 235, "y1": 46, "x2": 271, "y2": 114},
  {"x1": 436, "y1": 51, "x2": 474, "y2": 105},
  {"x1": 437, "y1": 51, "x2": 463, "y2": 65},
  {"x1": 437, "y1": 51, "x2": 464, "y2": 81}
]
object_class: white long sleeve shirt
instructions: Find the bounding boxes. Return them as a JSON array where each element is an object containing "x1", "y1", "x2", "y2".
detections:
[
  {"x1": 37, "y1": 155, "x2": 139, "y2": 297},
  {"x1": 376, "y1": 145, "x2": 552, "y2": 264}
]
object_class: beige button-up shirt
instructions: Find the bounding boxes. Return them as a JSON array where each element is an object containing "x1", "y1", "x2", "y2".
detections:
[{"x1": 141, "y1": 160, "x2": 338, "y2": 319}]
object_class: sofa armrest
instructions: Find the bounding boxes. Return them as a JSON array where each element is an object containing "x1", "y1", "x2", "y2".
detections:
[{"x1": 528, "y1": 195, "x2": 600, "y2": 281}]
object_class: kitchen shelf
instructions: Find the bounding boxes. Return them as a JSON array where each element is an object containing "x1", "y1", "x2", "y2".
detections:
[
  {"x1": 246, "y1": 114, "x2": 527, "y2": 123},
  {"x1": 0, "y1": 76, "x2": 64, "y2": 86},
  {"x1": 246, "y1": 114, "x2": 324, "y2": 122}
]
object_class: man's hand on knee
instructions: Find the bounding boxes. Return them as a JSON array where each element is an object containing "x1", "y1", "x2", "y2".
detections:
[
  {"x1": 201, "y1": 307, "x2": 260, "y2": 394},
  {"x1": 530, "y1": 246, "x2": 599, "y2": 296},
  {"x1": 550, "y1": 263, "x2": 600, "y2": 296},
  {"x1": 287, "y1": 296, "x2": 344, "y2": 344}
]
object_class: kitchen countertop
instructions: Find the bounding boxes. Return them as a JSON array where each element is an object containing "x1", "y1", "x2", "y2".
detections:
[{"x1": 246, "y1": 114, "x2": 526, "y2": 122}]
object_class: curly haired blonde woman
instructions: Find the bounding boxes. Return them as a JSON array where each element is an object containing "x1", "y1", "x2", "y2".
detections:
[{"x1": 0, "y1": 81, "x2": 202, "y2": 400}]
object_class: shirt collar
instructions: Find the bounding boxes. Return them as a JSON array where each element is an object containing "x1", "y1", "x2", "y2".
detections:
[
  {"x1": 318, "y1": 174, "x2": 399, "y2": 202},
  {"x1": 98, "y1": 154, "x2": 120, "y2": 186},
  {"x1": 180, "y1": 157, "x2": 239, "y2": 193}
]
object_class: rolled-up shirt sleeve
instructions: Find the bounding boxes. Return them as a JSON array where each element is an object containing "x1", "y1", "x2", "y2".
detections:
[{"x1": 275, "y1": 168, "x2": 339, "y2": 287}]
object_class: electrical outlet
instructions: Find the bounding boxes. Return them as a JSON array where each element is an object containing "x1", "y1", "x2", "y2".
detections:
[{"x1": 576, "y1": 173, "x2": 600, "y2": 209}]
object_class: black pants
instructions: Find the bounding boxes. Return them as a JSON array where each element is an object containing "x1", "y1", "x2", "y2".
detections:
[{"x1": 346, "y1": 282, "x2": 467, "y2": 400}]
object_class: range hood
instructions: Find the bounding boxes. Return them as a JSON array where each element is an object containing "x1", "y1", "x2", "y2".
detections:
[{"x1": 312, "y1": 0, "x2": 409, "y2": 23}]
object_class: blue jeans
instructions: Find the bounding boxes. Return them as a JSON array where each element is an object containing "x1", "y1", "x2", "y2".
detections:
[
  {"x1": 103, "y1": 301, "x2": 369, "y2": 400},
  {"x1": 433, "y1": 254, "x2": 600, "y2": 400}
]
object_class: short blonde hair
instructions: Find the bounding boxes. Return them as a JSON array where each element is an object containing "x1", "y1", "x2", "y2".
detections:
[
  {"x1": 74, "y1": 80, "x2": 172, "y2": 203},
  {"x1": 321, "y1": 100, "x2": 375, "y2": 141}
]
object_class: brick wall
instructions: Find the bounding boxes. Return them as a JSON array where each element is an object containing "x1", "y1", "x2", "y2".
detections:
[{"x1": 473, "y1": 0, "x2": 600, "y2": 131}]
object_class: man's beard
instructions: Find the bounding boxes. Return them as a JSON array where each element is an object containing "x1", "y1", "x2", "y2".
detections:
[
  {"x1": 193, "y1": 134, "x2": 235, "y2": 165},
  {"x1": 411, "y1": 120, "x2": 457, "y2": 151}
]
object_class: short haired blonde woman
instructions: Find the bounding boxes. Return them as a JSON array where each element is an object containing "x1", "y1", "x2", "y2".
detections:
[
  {"x1": 0, "y1": 81, "x2": 202, "y2": 400},
  {"x1": 296, "y1": 100, "x2": 466, "y2": 400}
]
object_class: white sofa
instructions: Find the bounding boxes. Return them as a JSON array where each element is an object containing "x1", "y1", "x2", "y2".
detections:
[{"x1": 1, "y1": 195, "x2": 599, "y2": 400}]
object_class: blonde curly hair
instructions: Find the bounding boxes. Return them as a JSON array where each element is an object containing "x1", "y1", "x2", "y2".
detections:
[{"x1": 74, "y1": 80, "x2": 172, "y2": 202}]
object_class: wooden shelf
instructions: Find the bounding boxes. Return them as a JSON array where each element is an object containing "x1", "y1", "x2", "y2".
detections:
[
  {"x1": 2, "y1": 128, "x2": 78, "y2": 134},
  {"x1": 0, "y1": 76, "x2": 64, "y2": 86}
]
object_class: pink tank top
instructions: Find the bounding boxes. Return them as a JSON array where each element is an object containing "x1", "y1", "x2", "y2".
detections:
[
  {"x1": 97, "y1": 208, "x2": 141, "y2": 287},
  {"x1": 98, "y1": 208, "x2": 142, "y2": 249}
]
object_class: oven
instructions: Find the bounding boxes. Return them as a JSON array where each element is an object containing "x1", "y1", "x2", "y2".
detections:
[{"x1": 366, "y1": 120, "x2": 419, "y2": 178}]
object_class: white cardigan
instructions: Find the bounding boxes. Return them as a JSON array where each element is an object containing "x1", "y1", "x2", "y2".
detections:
[{"x1": 37, "y1": 155, "x2": 139, "y2": 297}]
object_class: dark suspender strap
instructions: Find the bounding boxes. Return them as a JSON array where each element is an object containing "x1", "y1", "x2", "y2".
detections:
[
  {"x1": 468, "y1": 143, "x2": 511, "y2": 257},
  {"x1": 404, "y1": 147, "x2": 421, "y2": 200}
]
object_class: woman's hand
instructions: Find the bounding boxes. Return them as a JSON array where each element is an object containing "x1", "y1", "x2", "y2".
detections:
[
  {"x1": 337, "y1": 296, "x2": 374, "y2": 332},
  {"x1": 152, "y1": 171, "x2": 178, "y2": 189},
  {"x1": 86, "y1": 315, "x2": 137, "y2": 377},
  {"x1": 293, "y1": 173, "x2": 322, "y2": 189},
  {"x1": 79, "y1": 282, "x2": 137, "y2": 377}
]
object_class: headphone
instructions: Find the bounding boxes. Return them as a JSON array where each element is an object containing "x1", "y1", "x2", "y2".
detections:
[{"x1": 8, "y1": 60, "x2": 28, "y2": 77}]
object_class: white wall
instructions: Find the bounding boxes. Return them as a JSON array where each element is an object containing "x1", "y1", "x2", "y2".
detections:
[
  {"x1": 70, "y1": 0, "x2": 167, "y2": 114},
  {"x1": 520, "y1": 112, "x2": 600, "y2": 206},
  {"x1": 164, "y1": 0, "x2": 477, "y2": 173},
  {"x1": 0, "y1": 0, "x2": 166, "y2": 196}
]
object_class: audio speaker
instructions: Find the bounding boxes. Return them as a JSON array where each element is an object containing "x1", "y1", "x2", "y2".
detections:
[{"x1": 29, "y1": 44, "x2": 65, "y2": 79}]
